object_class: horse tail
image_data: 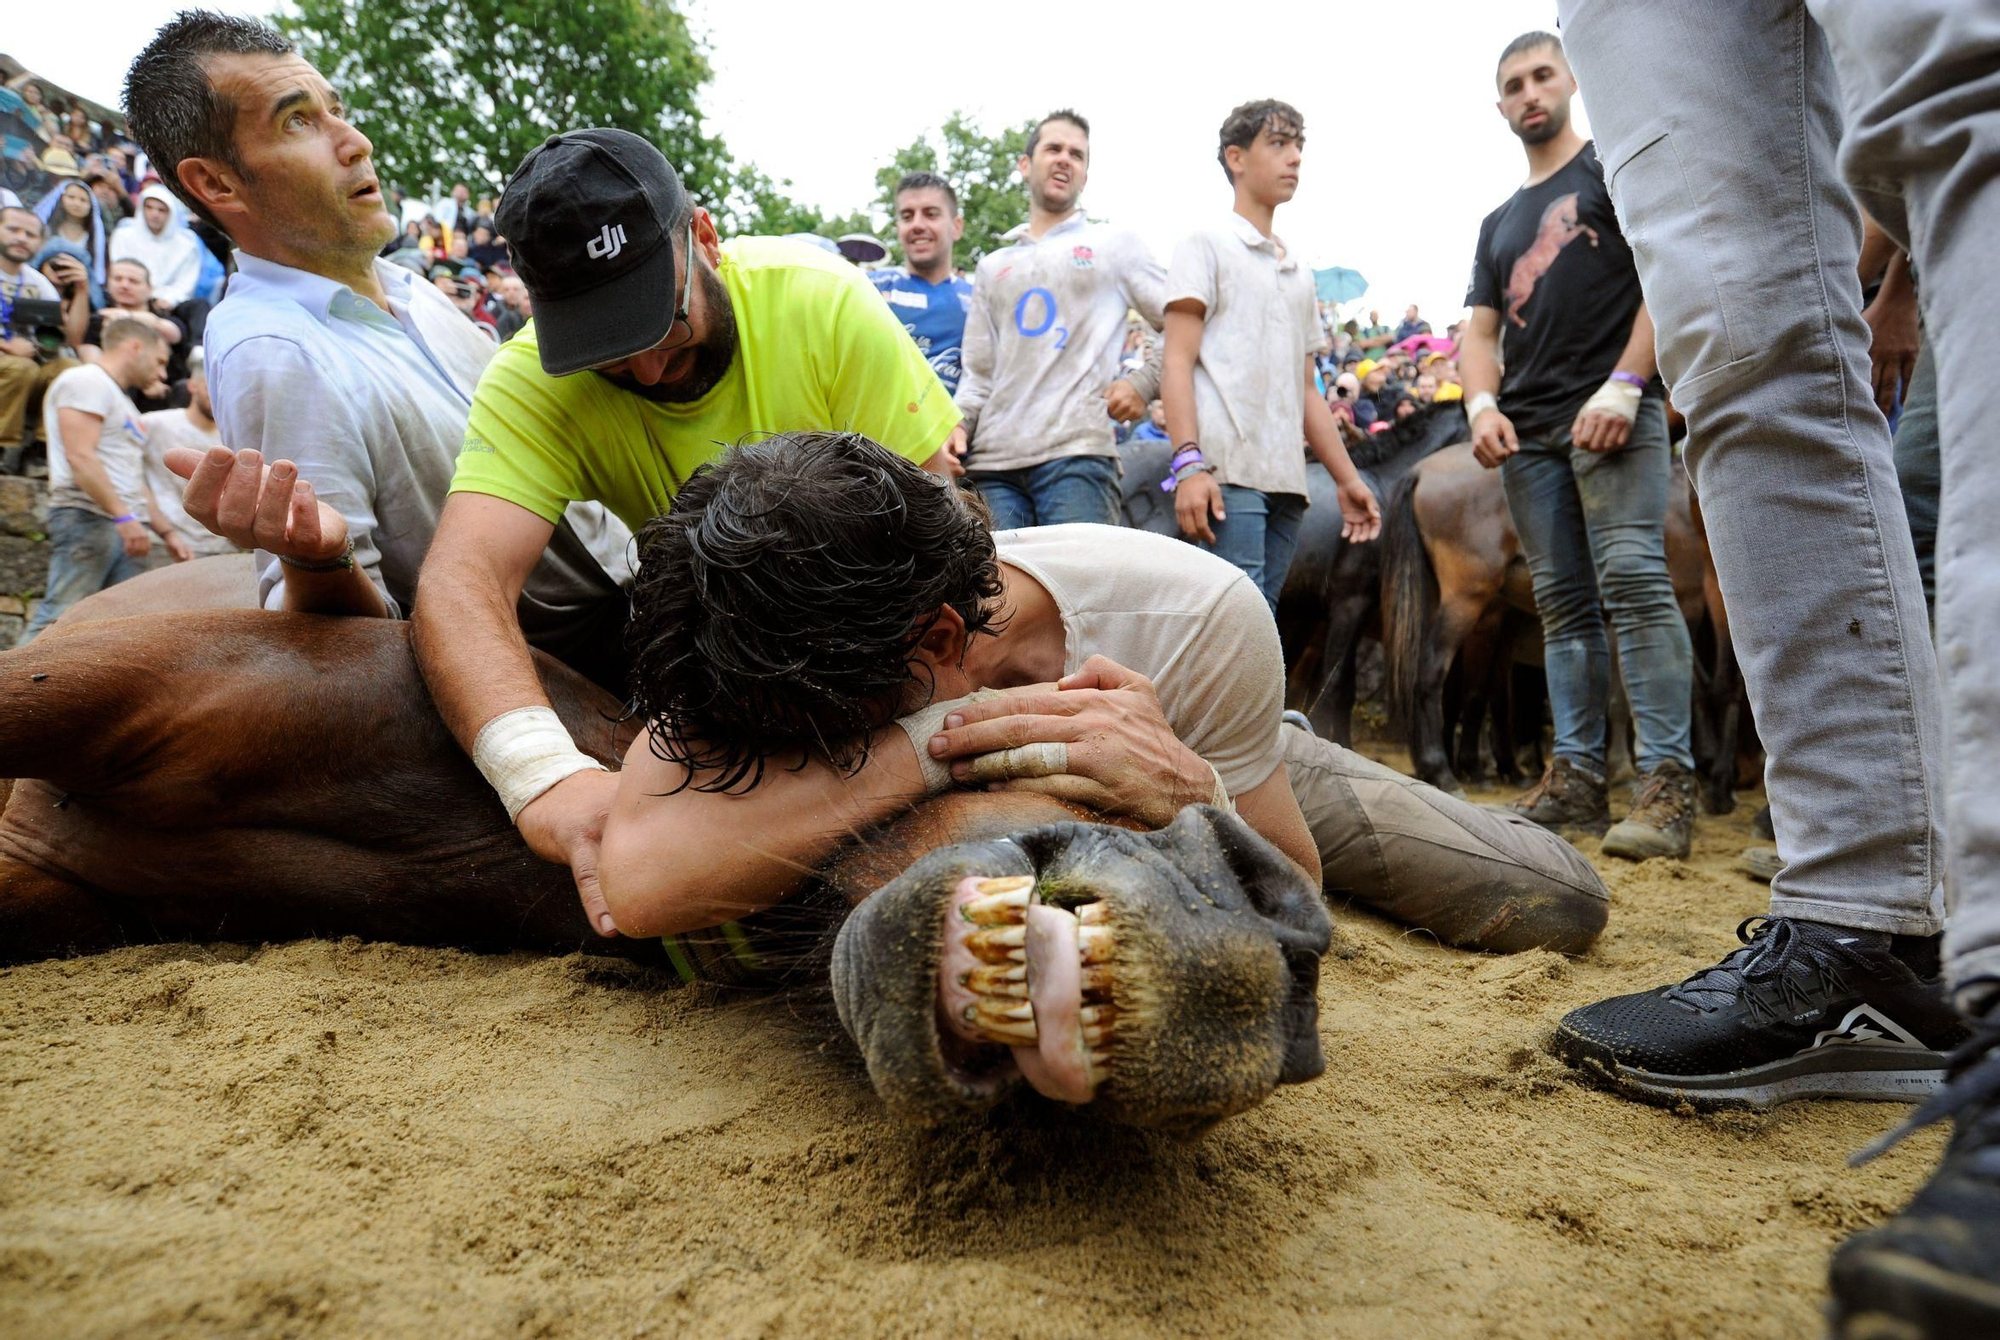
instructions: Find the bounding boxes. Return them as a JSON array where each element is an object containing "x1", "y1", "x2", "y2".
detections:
[{"x1": 1380, "y1": 472, "x2": 1437, "y2": 737}]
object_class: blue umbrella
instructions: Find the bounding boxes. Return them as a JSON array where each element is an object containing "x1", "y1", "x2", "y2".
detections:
[{"x1": 1314, "y1": 267, "x2": 1368, "y2": 304}]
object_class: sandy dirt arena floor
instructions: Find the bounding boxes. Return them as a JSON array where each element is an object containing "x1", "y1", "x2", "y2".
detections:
[{"x1": 0, "y1": 761, "x2": 1945, "y2": 1339}]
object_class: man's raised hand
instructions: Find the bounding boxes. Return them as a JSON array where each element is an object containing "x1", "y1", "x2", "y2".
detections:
[
  {"x1": 164, "y1": 444, "x2": 349, "y2": 562},
  {"x1": 924, "y1": 654, "x2": 1213, "y2": 829}
]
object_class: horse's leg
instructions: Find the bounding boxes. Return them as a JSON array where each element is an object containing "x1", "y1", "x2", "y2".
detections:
[{"x1": 0, "y1": 851, "x2": 139, "y2": 960}]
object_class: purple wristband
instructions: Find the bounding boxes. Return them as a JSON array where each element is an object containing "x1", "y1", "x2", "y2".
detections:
[
  {"x1": 111, "y1": 513, "x2": 137, "y2": 524},
  {"x1": 1609, "y1": 370, "x2": 1648, "y2": 389}
]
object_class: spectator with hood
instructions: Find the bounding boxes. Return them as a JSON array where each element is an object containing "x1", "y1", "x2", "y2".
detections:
[
  {"x1": 111, "y1": 183, "x2": 207, "y2": 340},
  {"x1": 37, "y1": 176, "x2": 110, "y2": 289}
]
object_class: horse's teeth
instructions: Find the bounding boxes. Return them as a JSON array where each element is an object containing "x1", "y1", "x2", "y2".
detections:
[
  {"x1": 966, "y1": 925, "x2": 1027, "y2": 962},
  {"x1": 975, "y1": 874, "x2": 1034, "y2": 897},
  {"x1": 1078, "y1": 901, "x2": 1110, "y2": 925},
  {"x1": 961, "y1": 886, "x2": 1030, "y2": 926},
  {"x1": 1079, "y1": 1004, "x2": 1113, "y2": 1027},
  {"x1": 977, "y1": 1001, "x2": 1034, "y2": 1025},
  {"x1": 1077, "y1": 925, "x2": 1113, "y2": 963},
  {"x1": 967, "y1": 963, "x2": 1027, "y2": 995},
  {"x1": 1080, "y1": 965, "x2": 1114, "y2": 996}
]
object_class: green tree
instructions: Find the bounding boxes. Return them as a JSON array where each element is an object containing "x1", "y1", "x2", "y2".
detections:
[
  {"x1": 277, "y1": 0, "x2": 799, "y2": 228},
  {"x1": 721, "y1": 165, "x2": 874, "y2": 241},
  {"x1": 874, "y1": 111, "x2": 1035, "y2": 270}
]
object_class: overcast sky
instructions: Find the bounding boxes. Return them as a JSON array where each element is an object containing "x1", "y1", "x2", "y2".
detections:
[{"x1": 11, "y1": 0, "x2": 1588, "y2": 324}]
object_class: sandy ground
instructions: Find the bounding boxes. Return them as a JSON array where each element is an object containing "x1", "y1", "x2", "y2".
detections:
[{"x1": 0, "y1": 763, "x2": 1943, "y2": 1339}]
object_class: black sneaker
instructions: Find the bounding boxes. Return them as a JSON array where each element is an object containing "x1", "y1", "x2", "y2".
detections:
[
  {"x1": 1550, "y1": 917, "x2": 1967, "y2": 1109},
  {"x1": 1829, "y1": 1011, "x2": 2000, "y2": 1337}
]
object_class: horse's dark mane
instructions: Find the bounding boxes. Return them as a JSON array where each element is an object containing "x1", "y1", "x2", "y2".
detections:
[{"x1": 1346, "y1": 402, "x2": 1470, "y2": 472}]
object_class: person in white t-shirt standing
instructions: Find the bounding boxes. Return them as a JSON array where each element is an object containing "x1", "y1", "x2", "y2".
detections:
[
  {"x1": 955, "y1": 109, "x2": 1165, "y2": 528},
  {"x1": 17, "y1": 317, "x2": 190, "y2": 644},
  {"x1": 140, "y1": 350, "x2": 240, "y2": 560},
  {"x1": 1161, "y1": 100, "x2": 1381, "y2": 612}
]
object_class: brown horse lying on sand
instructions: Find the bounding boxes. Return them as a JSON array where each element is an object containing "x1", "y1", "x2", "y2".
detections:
[{"x1": 0, "y1": 561, "x2": 1330, "y2": 1135}]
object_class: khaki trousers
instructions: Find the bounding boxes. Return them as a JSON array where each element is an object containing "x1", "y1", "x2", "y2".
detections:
[
  {"x1": 1282, "y1": 724, "x2": 1610, "y2": 954},
  {"x1": 0, "y1": 355, "x2": 77, "y2": 451}
]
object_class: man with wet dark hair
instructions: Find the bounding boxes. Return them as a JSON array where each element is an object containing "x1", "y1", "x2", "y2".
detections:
[{"x1": 595, "y1": 430, "x2": 1611, "y2": 971}]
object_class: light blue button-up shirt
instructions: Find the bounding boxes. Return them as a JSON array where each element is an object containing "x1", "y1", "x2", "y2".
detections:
[{"x1": 206, "y1": 252, "x2": 632, "y2": 660}]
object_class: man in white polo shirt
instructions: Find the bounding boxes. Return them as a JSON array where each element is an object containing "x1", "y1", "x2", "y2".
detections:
[
  {"x1": 955, "y1": 109, "x2": 1164, "y2": 528},
  {"x1": 1161, "y1": 99, "x2": 1380, "y2": 612}
]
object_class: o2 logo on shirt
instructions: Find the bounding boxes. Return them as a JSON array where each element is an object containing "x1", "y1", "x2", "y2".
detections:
[{"x1": 1013, "y1": 286, "x2": 1068, "y2": 351}]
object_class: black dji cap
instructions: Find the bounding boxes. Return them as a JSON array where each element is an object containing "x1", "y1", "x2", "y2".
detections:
[{"x1": 496, "y1": 128, "x2": 689, "y2": 376}]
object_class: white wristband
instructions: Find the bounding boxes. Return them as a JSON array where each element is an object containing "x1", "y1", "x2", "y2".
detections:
[
  {"x1": 1579, "y1": 377, "x2": 1643, "y2": 424},
  {"x1": 894, "y1": 688, "x2": 1006, "y2": 794},
  {"x1": 1467, "y1": 392, "x2": 1499, "y2": 423},
  {"x1": 1208, "y1": 761, "x2": 1235, "y2": 812},
  {"x1": 472, "y1": 706, "x2": 608, "y2": 823}
]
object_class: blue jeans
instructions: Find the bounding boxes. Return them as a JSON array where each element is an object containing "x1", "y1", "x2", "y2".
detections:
[
  {"x1": 16, "y1": 506, "x2": 149, "y2": 645},
  {"x1": 1500, "y1": 399, "x2": 1695, "y2": 775},
  {"x1": 1200, "y1": 485, "x2": 1306, "y2": 614},
  {"x1": 967, "y1": 455, "x2": 1121, "y2": 531},
  {"x1": 1892, "y1": 340, "x2": 1939, "y2": 617}
]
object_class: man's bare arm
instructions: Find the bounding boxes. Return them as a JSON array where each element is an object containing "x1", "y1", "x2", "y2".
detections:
[
  {"x1": 598, "y1": 727, "x2": 932, "y2": 937},
  {"x1": 1301, "y1": 355, "x2": 1380, "y2": 543},
  {"x1": 409, "y1": 492, "x2": 631, "y2": 930},
  {"x1": 166, "y1": 445, "x2": 388, "y2": 618}
]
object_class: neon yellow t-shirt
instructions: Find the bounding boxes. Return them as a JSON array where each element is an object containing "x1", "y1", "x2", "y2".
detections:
[{"x1": 452, "y1": 236, "x2": 960, "y2": 531}]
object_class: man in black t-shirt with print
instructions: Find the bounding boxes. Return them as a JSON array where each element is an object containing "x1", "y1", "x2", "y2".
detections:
[{"x1": 1459, "y1": 30, "x2": 1697, "y2": 861}]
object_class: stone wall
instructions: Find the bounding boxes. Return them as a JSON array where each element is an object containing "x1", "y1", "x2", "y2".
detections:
[{"x1": 0, "y1": 476, "x2": 49, "y2": 645}]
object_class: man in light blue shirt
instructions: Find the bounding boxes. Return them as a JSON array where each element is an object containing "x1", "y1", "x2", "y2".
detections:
[
  {"x1": 868, "y1": 171, "x2": 973, "y2": 395},
  {"x1": 122, "y1": 12, "x2": 630, "y2": 681}
]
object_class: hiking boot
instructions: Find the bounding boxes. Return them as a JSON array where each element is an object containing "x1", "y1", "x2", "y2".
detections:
[
  {"x1": 1602, "y1": 761, "x2": 1697, "y2": 861},
  {"x1": 1737, "y1": 846, "x2": 1783, "y2": 883},
  {"x1": 1549, "y1": 917, "x2": 1967, "y2": 1110},
  {"x1": 1509, "y1": 757, "x2": 1611, "y2": 836},
  {"x1": 1829, "y1": 1007, "x2": 2000, "y2": 1338}
]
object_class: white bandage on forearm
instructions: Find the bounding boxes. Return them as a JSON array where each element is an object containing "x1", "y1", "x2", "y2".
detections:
[
  {"x1": 893, "y1": 688, "x2": 1007, "y2": 794},
  {"x1": 1467, "y1": 392, "x2": 1499, "y2": 422},
  {"x1": 472, "y1": 706, "x2": 607, "y2": 823},
  {"x1": 1580, "y1": 377, "x2": 1642, "y2": 423},
  {"x1": 1208, "y1": 761, "x2": 1235, "y2": 812}
]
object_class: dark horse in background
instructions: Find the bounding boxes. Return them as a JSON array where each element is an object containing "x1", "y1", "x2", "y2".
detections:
[
  {"x1": 1121, "y1": 404, "x2": 1470, "y2": 743},
  {"x1": 1377, "y1": 442, "x2": 1752, "y2": 809}
]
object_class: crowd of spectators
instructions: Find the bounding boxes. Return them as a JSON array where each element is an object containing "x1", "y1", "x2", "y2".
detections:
[
  {"x1": 1111, "y1": 299, "x2": 1466, "y2": 451},
  {"x1": 376, "y1": 182, "x2": 532, "y2": 341},
  {"x1": 2, "y1": 66, "x2": 231, "y2": 470},
  {"x1": 1, "y1": 66, "x2": 541, "y2": 477}
]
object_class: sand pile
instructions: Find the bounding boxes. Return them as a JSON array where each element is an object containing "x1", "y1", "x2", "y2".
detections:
[{"x1": 0, "y1": 778, "x2": 1941, "y2": 1338}]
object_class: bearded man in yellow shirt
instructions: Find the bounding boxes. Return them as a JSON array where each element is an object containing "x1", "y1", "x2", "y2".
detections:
[{"x1": 411, "y1": 129, "x2": 965, "y2": 937}]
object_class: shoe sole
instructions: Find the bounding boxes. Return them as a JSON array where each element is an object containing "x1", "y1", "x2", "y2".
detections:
[
  {"x1": 1600, "y1": 834, "x2": 1691, "y2": 861},
  {"x1": 1551, "y1": 1027, "x2": 1948, "y2": 1111},
  {"x1": 1513, "y1": 811, "x2": 1612, "y2": 839},
  {"x1": 1829, "y1": 1249, "x2": 2000, "y2": 1338}
]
